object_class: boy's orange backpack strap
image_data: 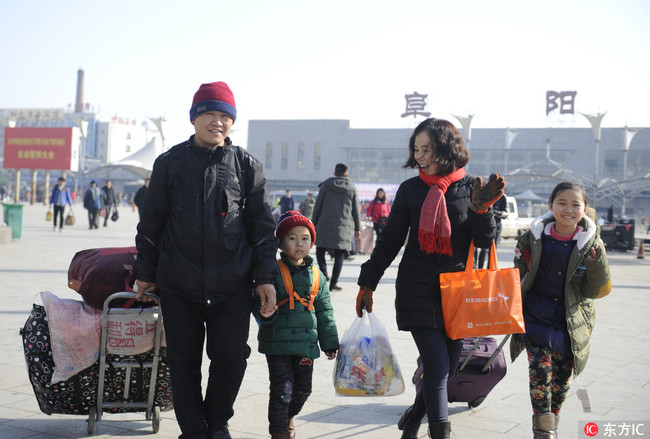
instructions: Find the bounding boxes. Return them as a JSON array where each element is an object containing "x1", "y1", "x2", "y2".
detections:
[
  {"x1": 276, "y1": 259, "x2": 320, "y2": 311},
  {"x1": 306, "y1": 265, "x2": 320, "y2": 311}
]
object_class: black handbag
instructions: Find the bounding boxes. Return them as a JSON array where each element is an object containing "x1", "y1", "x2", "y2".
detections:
[{"x1": 111, "y1": 208, "x2": 119, "y2": 222}]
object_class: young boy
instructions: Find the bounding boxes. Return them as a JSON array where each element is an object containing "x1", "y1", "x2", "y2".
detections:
[{"x1": 255, "y1": 211, "x2": 339, "y2": 439}]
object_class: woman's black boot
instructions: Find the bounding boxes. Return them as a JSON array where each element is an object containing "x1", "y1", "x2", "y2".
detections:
[
  {"x1": 428, "y1": 421, "x2": 451, "y2": 439},
  {"x1": 398, "y1": 389, "x2": 426, "y2": 439}
]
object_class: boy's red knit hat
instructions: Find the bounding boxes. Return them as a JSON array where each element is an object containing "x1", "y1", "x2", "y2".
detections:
[
  {"x1": 190, "y1": 81, "x2": 237, "y2": 122},
  {"x1": 276, "y1": 211, "x2": 316, "y2": 247}
]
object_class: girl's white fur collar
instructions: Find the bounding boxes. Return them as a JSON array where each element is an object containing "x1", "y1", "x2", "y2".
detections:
[{"x1": 528, "y1": 210, "x2": 597, "y2": 250}]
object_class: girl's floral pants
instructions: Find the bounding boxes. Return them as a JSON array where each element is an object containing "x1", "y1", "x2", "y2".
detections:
[{"x1": 526, "y1": 341, "x2": 574, "y2": 414}]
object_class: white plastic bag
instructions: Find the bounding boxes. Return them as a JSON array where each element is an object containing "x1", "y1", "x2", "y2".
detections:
[
  {"x1": 333, "y1": 311, "x2": 405, "y2": 396},
  {"x1": 41, "y1": 291, "x2": 101, "y2": 383}
]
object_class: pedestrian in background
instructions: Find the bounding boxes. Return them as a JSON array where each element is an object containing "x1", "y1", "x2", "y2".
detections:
[
  {"x1": 477, "y1": 193, "x2": 508, "y2": 268},
  {"x1": 356, "y1": 118, "x2": 503, "y2": 439},
  {"x1": 134, "y1": 81, "x2": 278, "y2": 439},
  {"x1": 254, "y1": 211, "x2": 339, "y2": 439},
  {"x1": 510, "y1": 181, "x2": 611, "y2": 438},
  {"x1": 133, "y1": 177, "x2": 150, "y2": 220},
  {"x1": 366, "y1": 187, "x2": 391, "y2": 240},
  {"x1": 279, "y1": 189, "x2": 294, "y2": 214},
  {"x1": 49, "y1": 177, "x2": 73, "y2": 232},
  {"x1": 101, "y1": 180, "x2": 117, "y2": 227},
  {"x1": 312, "y1": 163, "x2": 361, "y2": 291},
  {"x1": 299, "y1": 192, "x2": 315, "y2": 219},
  {"x1": 83, "y1": 181, "x2": 102, "y2": 229}
]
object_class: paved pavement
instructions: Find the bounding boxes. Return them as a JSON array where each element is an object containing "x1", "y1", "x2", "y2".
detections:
[{"x1": 1, "y1": 203, "x2": 649, "y2": 438}]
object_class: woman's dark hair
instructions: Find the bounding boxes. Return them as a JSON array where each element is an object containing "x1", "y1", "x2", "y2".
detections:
[
  {"x1": 549, "y1": 181, "x2": 588, "y2": 205},
  {"x1": 403, "y1": 118, "x2": 470, "y2": 175}
]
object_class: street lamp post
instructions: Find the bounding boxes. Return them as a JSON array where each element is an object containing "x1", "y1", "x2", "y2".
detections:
[
  {"x1": 452, "y1": 114, "x2": 474, "y2": 149},
  {"x1": 147, "y1": 116, "x2": 166, "y2": 152},
  {"x1": 72, "y1": 118, "x2": 88, "y2": 196},
  {"x1": 580, "y1": 112, "x2": 606, "y2": 205},
  {"x1": 504, "y1": 128, "x2": 517, "y2": 174},
  {"x1": 621, "y1": 126, "x2": 638, "y2": 215}
]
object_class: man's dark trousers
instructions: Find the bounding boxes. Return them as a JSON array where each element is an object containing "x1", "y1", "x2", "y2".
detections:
[{"x1": 160, "y1": 286, "x2": 253, "y2": 439}]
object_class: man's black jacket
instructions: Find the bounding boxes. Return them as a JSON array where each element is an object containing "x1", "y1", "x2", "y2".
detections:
[{"x1": 135, "y1": 136, "x2": 278, "y2": 305}]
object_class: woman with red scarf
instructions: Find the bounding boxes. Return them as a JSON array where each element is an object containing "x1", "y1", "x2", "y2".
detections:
[{"x1": 355, "y1": 118, "x2": 505, "y2": 439}]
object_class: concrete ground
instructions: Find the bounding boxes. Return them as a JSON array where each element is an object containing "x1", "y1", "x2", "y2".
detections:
[{"x1": 1, "y1": 202, "x2": 649, "y2": 438}]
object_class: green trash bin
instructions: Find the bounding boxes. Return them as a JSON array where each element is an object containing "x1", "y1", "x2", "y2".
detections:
[{"x1": 2, "y1": 203, "x2": 24, "y2": 239}]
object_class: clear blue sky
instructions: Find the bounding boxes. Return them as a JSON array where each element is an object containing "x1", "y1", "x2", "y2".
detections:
[{"x1": 1, "y1": 0, "x2": 649, "y2": 146}]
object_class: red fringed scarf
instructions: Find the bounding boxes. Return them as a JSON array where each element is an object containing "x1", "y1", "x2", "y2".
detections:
[{"x1": 418, "y1": 167, "x2": 466, "y2": 256}]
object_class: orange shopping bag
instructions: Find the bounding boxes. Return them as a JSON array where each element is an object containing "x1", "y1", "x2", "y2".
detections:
[{"x1": 439, "y1": 241, "x2": 525, "y2": 340}]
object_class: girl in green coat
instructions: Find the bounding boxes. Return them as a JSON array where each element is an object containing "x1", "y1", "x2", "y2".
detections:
[
  {"x1": 510, "y1": 182, "x2": 611, "y2": 439},
  {"x1": 255, "y1": 211, "x2": 339, "y2": 439}
]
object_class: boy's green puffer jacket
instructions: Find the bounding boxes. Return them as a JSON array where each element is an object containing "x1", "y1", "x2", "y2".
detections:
[{"x1": 254, "y1": 253, "x2": 339, "y2": 359}]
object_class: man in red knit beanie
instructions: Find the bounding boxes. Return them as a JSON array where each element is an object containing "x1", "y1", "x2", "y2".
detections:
[{"x1": 134, "y1": 81, "x2": 278, "y2": 439}]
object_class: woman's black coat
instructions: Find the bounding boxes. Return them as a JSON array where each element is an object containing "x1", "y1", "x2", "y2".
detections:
[{"x1": 358, "y1": 174, "x2": 496, "y2": 331}]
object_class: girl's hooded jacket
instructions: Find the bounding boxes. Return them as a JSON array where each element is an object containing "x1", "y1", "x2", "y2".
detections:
[
  {"x1": 509, "y1": 211, "x2": 612, "y2": 376},
  {"x1": 357, "y1": 174, "x2": 496, "y2": 332},
  {"x1": 254, "y1": 253, "x2": 340, "y2": 359}
]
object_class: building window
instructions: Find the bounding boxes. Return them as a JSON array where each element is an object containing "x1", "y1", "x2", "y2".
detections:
[
  {"x1": 281, "y1": 142, "x2": 289, "y2": 169},
  {"x1": 314, "y1": 143, "x2": 321, "y2": 170},
  {"x1": 297, "y1": 142, "x2": 305, "y2": 169},
  {"x1": 125, "y1": 145, "x2": 131, "y2": 153},
  {"x1": 265, "y1": 143, "x2": 273, "y2": 168}
]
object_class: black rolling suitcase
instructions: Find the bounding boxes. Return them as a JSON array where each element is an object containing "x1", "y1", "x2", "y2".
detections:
[{"x1": 446, "y1": 335, "x2": 510, "y2": 407}]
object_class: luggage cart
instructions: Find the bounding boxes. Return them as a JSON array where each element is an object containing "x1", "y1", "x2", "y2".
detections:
[{"x1": 87, "y1": 291, "x2": 164, "y2": 434}]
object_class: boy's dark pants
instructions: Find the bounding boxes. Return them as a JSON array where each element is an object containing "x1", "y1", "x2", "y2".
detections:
[
  {"x1": 266, "y1": 354, "x2": 314, "y2": 434},
  {"x1": 161, "y1": 287, "x2": 252, "y2": 439}
]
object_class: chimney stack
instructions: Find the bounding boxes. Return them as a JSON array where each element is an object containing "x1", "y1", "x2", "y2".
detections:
[{"x1": 75, "y1": 69, "x2": 84, "y2": 113}]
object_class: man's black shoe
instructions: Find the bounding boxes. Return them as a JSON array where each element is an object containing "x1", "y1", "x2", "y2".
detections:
[
  {"x1": 211, "y1": 425, "x2": 231, "y2": 439},
  {"x1": 330, "y1": 285, "x2": 343, "y2": 291}
]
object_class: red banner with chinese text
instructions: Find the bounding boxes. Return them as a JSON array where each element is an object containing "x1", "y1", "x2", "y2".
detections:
[{"x1": 3, "y1": 127, "x2": 78, "y2": 171}]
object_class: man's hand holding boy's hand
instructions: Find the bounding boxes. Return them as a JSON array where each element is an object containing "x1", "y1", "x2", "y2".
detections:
[
  {"x1": 259, "y1": 307, "x2": 277, "y2": 318},
  {"x1": 257, "y1": 283, "x2": 278, "y2": 318}
]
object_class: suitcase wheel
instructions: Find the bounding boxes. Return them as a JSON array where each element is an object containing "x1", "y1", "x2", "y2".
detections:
[
  {"x1": 87, "y1": 407, "x2": 97, "y2": 434},
  {"x1": 468, "y1": 396, "x2": 486, "y2": 408},
  {"x1": 152, "y1": 406, "x2": 161, "y2": 433}
]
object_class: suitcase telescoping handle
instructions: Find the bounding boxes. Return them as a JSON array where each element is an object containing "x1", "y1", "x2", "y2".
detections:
[{"x1": 457, "y1": 334, "x2": 512, "y2": 373}]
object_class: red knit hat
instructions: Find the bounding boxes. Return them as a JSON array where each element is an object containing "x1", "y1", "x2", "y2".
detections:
[
  {"x1": 276, "y1": 211, "x2": 316, "y2": 247},
  {"x1": 190, "y1": 81, "x2": 237, "y2": 122}
]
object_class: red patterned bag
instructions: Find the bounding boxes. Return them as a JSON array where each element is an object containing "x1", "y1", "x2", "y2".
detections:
[{"x1": 67, "y1": 247, "x2": 138, "y2": 309}]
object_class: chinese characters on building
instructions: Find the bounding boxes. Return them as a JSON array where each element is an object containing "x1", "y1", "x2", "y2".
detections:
[
  {"x1": 546, "y1": 90, "x2": 577, "y2": 116},
  {"x1": 401, "y1": 92, "x2": 432, "y2": 118}
]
